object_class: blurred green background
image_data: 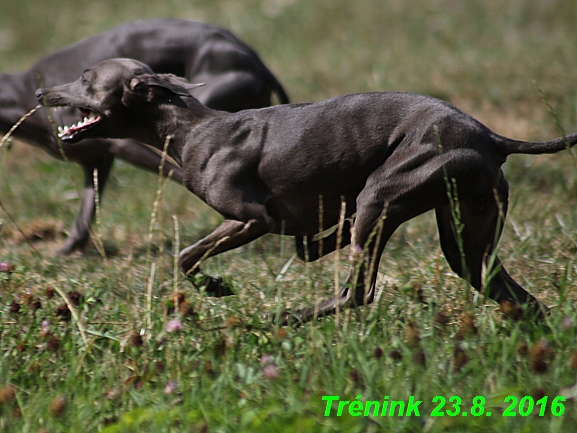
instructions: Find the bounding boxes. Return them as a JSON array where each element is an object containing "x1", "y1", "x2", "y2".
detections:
[{"x1": 2, "y1": 0, "x2": 577, "y2": 117}]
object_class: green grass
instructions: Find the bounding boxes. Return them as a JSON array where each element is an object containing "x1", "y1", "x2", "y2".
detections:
[{"x1": 1, "y1": 0, "x2": 577, "y2": 431}]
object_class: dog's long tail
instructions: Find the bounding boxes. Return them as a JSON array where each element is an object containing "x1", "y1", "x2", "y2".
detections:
[
  {"x1": 273, "y1": 81, "x2": 290, "y2": 105},
  {"x1": 261, "y1": 66, "x2": 290, "y2": 105},
  {"x1": 498, "y1": 131, "x2": 577, "y2": 156}
]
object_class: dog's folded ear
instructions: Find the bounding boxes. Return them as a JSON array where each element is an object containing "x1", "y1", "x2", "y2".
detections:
[
  {"x1": 156, "y1": 73, "x2": 205, "y2": 93},
  {"x1": 122, "y1": 73, "x2": 205, "y2": 105}
]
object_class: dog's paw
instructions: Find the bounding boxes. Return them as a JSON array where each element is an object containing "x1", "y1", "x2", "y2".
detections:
[
  {"x1": 56, "y1": 236, "x2": 88, "y2": 256},
  {"x1": 499, "y1": 299, "x2": 551, "y2": 321},
  {"x1": 199, "y1": 275, "x2": 235, "y2": 297},
  {"x1": 267, "y1": 309, "x2": 303, "y2": 326}
]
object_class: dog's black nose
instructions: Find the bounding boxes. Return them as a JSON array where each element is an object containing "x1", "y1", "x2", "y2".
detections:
[{"x1": 35, "y1": 88, "x2": 44, "y2": 102}]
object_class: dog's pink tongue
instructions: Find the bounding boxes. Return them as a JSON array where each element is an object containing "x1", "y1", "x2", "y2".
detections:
[
  {"x1": 59, "y1": 125, "x2": 78, "y2": 139},
  {"x1": 58, "y1": 124, "x2": 82, "y2": 139}
]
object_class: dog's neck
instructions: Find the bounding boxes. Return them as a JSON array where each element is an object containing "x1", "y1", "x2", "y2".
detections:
[{"x1": 131, "y1": 97, "x2": 219, "y2": 165}]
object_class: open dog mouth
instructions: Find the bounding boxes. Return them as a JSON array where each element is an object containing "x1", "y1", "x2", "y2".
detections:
[{"x1": 57, "y1": 107, "x2": 102, "y2": 140}]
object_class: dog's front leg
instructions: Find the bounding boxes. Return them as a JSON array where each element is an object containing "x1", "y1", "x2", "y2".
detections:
[
  {"x1": 275, "y1": 250, "x2": 374, "y2": 326},
  {"x1": 178, "y1": 219, "x2": 268, "y2": 296},
  {"x1": 57, "y1": 157, "x2": 114, "y2": 255}
]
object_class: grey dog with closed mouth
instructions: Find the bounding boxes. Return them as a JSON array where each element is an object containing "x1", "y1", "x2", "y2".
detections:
[
  {"x1": 38, "y1": 58, "x2": 574, "y2": 323},
  {"x1": 1, "y1": 19, "x2": 288, "y2": 254}
]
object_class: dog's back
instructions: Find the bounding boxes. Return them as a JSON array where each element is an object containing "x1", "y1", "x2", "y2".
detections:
[{"x1": 28, "y1": 19, "x2": 286, "y2": 100}]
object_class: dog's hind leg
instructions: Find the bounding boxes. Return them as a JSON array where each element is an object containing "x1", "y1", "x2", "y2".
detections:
[
  {"x1": 295, "y1": 219, "x2": 352, "y2": 262},
  {"x1": 280, "y1": 206, "x2": 399, "y2": 325},
  {"x1": 435, "y1": 173, "x2": 547, "y2": 316}
]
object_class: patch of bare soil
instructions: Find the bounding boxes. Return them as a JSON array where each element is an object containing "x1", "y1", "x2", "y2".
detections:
[{"x1": 12, "y1": 218, "x2": 64, "y2": 244}]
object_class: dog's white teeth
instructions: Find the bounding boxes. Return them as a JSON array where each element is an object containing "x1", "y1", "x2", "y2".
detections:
[
  {"x1": 57, "y1": 110, "x2": 99, "y2": 138},
  {"x1": 57, "y1": 126, "x2": 70, "y2": 138}
]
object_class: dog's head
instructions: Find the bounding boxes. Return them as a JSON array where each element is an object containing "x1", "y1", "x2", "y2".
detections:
[{"x1": 36, "y1": 58, "x2": 204, "y2": 143}]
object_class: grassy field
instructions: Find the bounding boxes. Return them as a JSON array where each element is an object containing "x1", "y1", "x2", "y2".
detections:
[{"x1": 1, "y1": 0, "x2": 577, "y2": 431}]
